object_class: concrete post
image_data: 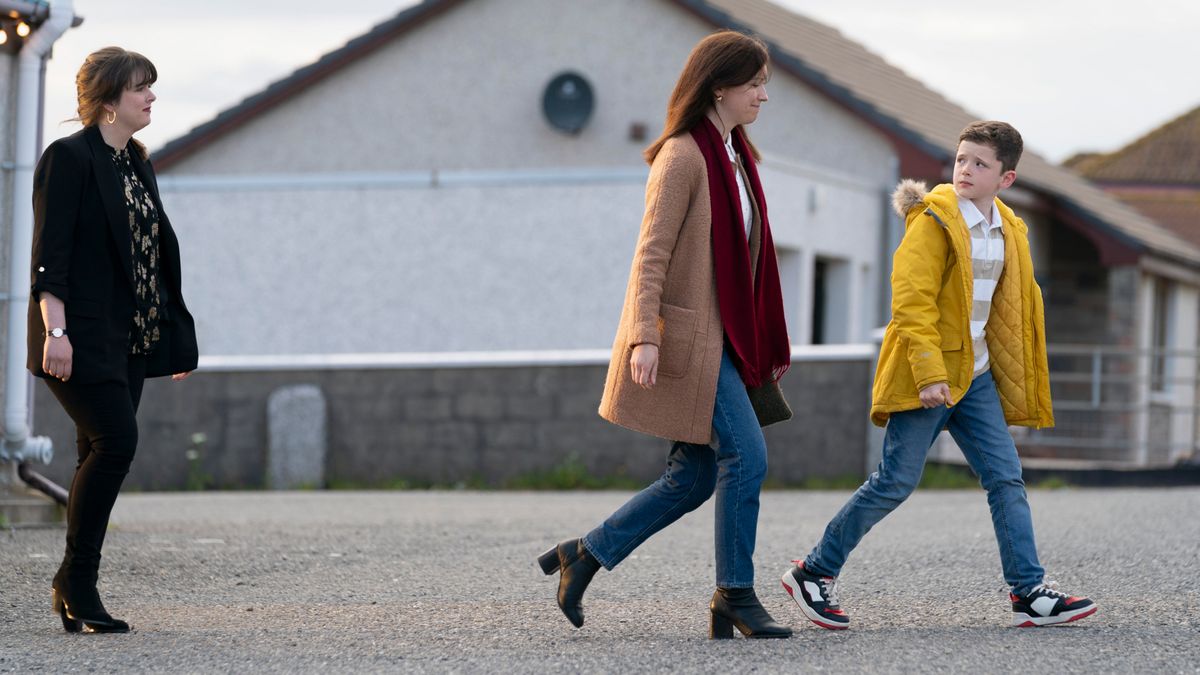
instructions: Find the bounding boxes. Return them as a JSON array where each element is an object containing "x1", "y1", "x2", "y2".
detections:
[{"x1": 266, "y1": 384, "x2": 328, "y2": 489}]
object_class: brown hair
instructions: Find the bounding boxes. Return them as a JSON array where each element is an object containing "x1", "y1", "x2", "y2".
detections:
[
  {"x1": 644, "y1": 31, "x2": 769, "y2": 165},
  {"x1": 958, "y1": 121, "x2": 1023, "y2": 173},
  {"x1": 73, "y1": 47, "x2": 157, "y2": 157}
]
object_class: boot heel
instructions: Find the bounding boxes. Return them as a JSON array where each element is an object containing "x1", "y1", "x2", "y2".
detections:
[
  {"x1": 52, "y1": 590, "x2": 82, "y2": 633},
  {"x1": 709, "y1": 611, "x2": 735, "y2": 639},
  {"x1": 537, "y1": 547, "x2": 561, "y2": 575}
]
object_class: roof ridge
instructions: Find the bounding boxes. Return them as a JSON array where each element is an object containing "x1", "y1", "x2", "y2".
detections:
[
  {"x1": 153, "y1": 0, "x2": 465, "y2": 168},
  {"x1": 149, "y1": 0, "x2": 1200, "y2": 267},
  {"x1": 1068, "y1": 103, "x2": 1200, "y2": 184}
]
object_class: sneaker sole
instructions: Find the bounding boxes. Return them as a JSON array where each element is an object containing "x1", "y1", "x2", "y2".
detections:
[
  {"x1": 1012, "y1": 604, "x2": 1098, "y2": 627},
  {"x1": 780, "y1": 570, "x2": 849, "y2": 630}
]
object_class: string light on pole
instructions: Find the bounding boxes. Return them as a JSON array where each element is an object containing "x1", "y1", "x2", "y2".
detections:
[{"x1": 1, "y1": 8, "x2": 84, "y2": 54}]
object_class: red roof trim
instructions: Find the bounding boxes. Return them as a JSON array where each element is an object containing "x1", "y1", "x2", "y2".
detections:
[{"x1": 1053, "y1": 203, "x2": 1140, "y2": 266}]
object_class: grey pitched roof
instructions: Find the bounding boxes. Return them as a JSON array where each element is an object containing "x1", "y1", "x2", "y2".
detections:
[
  {"x1": 1065, "y1": 105, "x2": 1200, "y2": 185},
  {"x1": 684, "y1": 0, "x2": 1200, "y2": 266},
  {"x1": 151, "y1": 0, "x2": 1200, "y2": 267},
  {"x1": 153, "y1": 0, "x2": 466, "y2": 168}
]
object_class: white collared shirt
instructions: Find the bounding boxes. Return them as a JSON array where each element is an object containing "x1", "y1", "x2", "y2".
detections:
[
  {"x1": 725, "y1": 135, "x2": 752, "y2": 239},
  {"x1": 956, "y1": 195, "x2": 1005, "y2": 378}
]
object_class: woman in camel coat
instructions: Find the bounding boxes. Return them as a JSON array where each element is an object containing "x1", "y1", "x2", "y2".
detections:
[{"x1": 539, "y1": 30, "x2": 793, "y2": 640}]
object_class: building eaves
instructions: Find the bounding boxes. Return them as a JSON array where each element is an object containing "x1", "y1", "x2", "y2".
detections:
[
  {"x1": 150, "y1": 0, "x2": 1200, "y2": 268},
  {"x1": 678, "y1": 0, "x2": 1200, "y2": 267},
  {"x1": 153, "y1": 0, "x2": 464, "y2": 170}
]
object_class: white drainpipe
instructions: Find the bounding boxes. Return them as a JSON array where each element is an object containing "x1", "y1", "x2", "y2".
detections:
[{"x1": 1, "y1": 0, "x2": 75, "y2": 465}]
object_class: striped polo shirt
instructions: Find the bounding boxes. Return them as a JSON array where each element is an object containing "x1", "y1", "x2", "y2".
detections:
[{"x1": 957, "y1": 196, "x2": 1005, "y2": 378}]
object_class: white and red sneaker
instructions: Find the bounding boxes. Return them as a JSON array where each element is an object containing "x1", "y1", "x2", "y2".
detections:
[
  {"x1": 1011, "y1": 583, "x2": 1096, "y2": 627},
  {"x1": 780, "y1": 561, "x2": 850, "y2": 630}
]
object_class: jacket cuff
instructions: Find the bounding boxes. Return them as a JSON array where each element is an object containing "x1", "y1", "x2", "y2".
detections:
[
  {"x1": 31, "y1": 280, "x2": 69, "y2": 303},
  {"x1": 630, "y1": 317, "x2": 663, "y2": 348},
  {"x1": 914, "y1": 375, "x2": 948, "y2": 392}
]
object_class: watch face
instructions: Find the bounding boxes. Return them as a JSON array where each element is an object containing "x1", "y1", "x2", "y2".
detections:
[{"x1": 49, "y1": 328, "x2": 64, "y2": 338}]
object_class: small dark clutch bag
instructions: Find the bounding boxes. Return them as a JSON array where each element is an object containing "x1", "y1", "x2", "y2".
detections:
[{"x1": 747, "y1": 379, "x2": 792, "y2": 428}]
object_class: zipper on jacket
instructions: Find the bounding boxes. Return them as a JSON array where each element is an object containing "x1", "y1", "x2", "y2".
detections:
[
  {"x1": 925, "y1": 207, "x2": 974, "y2": 387},
  {"x1": 1029, "y1": 280, "x2": 1041, "y2": 424}
]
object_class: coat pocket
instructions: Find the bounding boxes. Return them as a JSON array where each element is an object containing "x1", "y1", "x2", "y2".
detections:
[
  {"x1": 941, "y1": 335, "x2": 964, "y2": 385},
  {"x1": 657, "y1": 303, "x2": 697, "y2": 378},
  {"x1": 939, "y1": 332, "x2": 964, "y2": 350}
]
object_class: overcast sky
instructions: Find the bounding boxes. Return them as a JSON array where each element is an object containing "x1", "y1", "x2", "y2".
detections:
[{"x1": 39, "y1": 0, "x2": 1200, "y2": 163}]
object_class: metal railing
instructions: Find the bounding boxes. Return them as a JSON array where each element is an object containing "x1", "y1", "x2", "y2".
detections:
[{"x1": 934, "y1": 344, "x2": 1200, "y2": 468}]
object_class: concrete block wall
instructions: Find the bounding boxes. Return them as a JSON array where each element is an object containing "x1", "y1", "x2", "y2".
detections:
[{"x1": 30, "y1": 356, "x2": 874, "y2": 491}]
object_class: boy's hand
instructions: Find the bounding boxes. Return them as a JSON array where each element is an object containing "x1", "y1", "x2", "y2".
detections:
[{"x1": 919, "y1": 382, "x2": 953, "y2": 408}]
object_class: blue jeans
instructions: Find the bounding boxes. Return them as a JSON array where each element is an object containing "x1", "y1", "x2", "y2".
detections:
[
  {"x1": 583, "y1": 350, "x2": 768, "y2": 588},
  {"x1": 805, "y1": 370, "x2": 1045, "y2": 595}
]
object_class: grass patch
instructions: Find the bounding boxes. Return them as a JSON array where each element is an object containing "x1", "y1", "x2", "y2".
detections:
[
  {"x1": 184, "y1": 432, "x2": 212, "y2": 491},
  {"x1": 505, "y1": 455, "x2": 642, "y2": 491},
  {"x1": 321, "y1": 459, "x2": 1074, "y2": 492},
  {"x1": 1030, "y1": 475, "x2": 1071, "y2": 489},
  {"x1": 765, "y1": 474, "x2": 864, "y2": 491},
  {"x1": 919, "y1": 463, "x2": 981, "y2": 489},
  {"x1": 765, "y1": 465, "x2": 982, "y2": 490},
  {"x1": 916, "y1": 464, "x2": 1078, "y2": 490},
  {"x1": 327, "y1": 455, "x2": 642, "y2": 491},
  {"x1": 328, "y1": 476, "x2": 489, "y2": 491}
]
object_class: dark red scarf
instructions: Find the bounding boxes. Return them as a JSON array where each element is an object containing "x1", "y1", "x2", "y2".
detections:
[{"x1": 689, "y1": 118, "x2": 790, "y2": 388}]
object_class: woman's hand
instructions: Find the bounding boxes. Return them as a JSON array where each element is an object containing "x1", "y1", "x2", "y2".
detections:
[
  {"x1": 171, "y1": 371, "x2": 192, "y2": 382},
  {"x1": 630, "y1": 343, "x2": 659, "y2": 388},
  {"x1": 918, "y1": 382, "x2": 953, "y2": 408},
  {"x1": 43, "y1": 335, "x2": 73, "y2": 382},
  {"x1": 38, "y1": 292, "x2": 72, "y2": 381}
]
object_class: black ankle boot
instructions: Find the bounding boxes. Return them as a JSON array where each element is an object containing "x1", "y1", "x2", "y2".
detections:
[
  {"x1": 537, "y1": 538, "x2": 601, "y2": 628},
  {"x1": 709, "y1": 587, "x2": 791, "y2": 639},
  {"x1": 51, "y1": 568, "x2": 129, "y2": 634}
]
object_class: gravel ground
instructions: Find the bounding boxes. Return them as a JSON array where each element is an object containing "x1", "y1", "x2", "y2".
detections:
[{"x1": 1, "y1": 488, "x2": 1197, "y2": 673}]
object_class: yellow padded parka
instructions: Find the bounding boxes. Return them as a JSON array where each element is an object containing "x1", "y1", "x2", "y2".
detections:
[{"x1": 870, "y1": 180, "x2": 1054, "y2": 429}]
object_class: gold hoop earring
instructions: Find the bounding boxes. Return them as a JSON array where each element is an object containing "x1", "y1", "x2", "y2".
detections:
[{"x1": 104, "y1": 110, "x2": 116, "y2": 125}]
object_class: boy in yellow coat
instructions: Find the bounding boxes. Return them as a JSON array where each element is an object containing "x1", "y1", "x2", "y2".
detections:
[{"x1": 781, "y1": 121, "x2": 1095, "y2": 629}]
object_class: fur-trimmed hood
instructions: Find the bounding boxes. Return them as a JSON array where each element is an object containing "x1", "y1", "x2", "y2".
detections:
[
  {"x1": 889, "y1": 179, "x2": 1027, "y2": 235},
  {"x1": 891, "y1": 178, "x2": 928, "y2": 217}
]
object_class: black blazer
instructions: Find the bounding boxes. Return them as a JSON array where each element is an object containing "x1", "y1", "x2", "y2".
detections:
[{"x1": 27, "y1": 125, "x2": 199, "y2": 384}]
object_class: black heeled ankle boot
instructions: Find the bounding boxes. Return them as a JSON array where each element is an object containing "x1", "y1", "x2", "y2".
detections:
[
  {"x1": 51, "y1": 568, "x2": 130, "y2": 634},
  {"x1": 709, "y1": 587, "x2": 792, "y2": 639},
  {"x1": 537, "y1": 538, "x2": 601, "y2": 628}
]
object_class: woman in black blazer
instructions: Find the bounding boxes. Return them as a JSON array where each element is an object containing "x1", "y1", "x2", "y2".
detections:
[{"x1": 29, "y1": 47, "x2": 198, "y2": 633}]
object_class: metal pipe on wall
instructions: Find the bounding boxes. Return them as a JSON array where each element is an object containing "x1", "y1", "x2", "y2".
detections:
[{"x1": 1, "y1": 0, "x2": 74, "y2": 466}]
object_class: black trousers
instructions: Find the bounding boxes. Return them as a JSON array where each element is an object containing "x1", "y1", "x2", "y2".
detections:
[{"x1": 45, "y1": 356, "x2": 146, "y2": 583}]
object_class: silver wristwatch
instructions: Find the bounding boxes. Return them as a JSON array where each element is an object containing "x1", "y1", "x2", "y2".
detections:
[{"x1": 45, "y1": 327, "x2": 66, "y2": 338}]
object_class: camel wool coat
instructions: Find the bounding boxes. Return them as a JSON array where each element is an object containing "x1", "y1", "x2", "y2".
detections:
[{"x1": 599, "y1": 133, "x2": 762, "y2": 444}]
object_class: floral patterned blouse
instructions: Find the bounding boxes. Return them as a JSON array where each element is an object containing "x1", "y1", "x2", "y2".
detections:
[{"x1": 110, "y1": 145, "x2": 163, "y2": 355}]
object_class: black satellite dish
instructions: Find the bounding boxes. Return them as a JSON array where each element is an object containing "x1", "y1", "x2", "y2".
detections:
[{"x1": 542, "y1": 72, "x2": 594, "y2": 135}]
